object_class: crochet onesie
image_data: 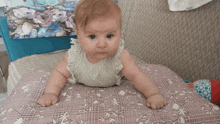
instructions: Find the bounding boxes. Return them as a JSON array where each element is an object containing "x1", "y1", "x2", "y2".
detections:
[{"x1": 67, "y1": 38, "x2": 125, "y2": 87}]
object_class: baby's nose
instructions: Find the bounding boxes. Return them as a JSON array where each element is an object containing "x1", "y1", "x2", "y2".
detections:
[{"x1": 96, "y1": 39, "x2": 107, "y2": 48}]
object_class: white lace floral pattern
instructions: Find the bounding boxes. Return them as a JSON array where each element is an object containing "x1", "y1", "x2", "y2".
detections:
[{"x1": 1, "y1": 65, "x2": 219, "y2": 123}]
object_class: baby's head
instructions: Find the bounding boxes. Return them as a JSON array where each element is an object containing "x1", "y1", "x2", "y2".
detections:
[
  {"x1": 75, "y1": 0, "x2": 122, "y2": 31},
  {"x1": 74, "y1": 0, "x2": 122, "y2": 63}
]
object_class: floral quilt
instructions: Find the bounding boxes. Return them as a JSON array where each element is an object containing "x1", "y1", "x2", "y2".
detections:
[
  {"x1": 0, "y1": 64, "x2": 219, "y2": 123},
  {"x1": 6, "y1": 1, "x2": 78, "y2": 39}
]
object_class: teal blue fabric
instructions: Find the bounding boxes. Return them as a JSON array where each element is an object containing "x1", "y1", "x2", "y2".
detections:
[
  {"x1": 0, "y1": 16, "x2": 76, "y2": 62},
  {"x1": 0, "y1": 26, "x2": 2, "y2": 36},
  {"x1": 26, "y1": 0, "x2": 59, "y2": 6}
]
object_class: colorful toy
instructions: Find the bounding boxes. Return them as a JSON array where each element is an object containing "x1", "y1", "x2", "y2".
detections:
[{"x1": 185, "y1": 79, "x2": 220, "y2": 105}]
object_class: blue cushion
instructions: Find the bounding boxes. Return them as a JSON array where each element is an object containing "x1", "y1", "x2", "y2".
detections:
[
  {"x1": 0, "y1": 25, "x2": 2, "y2": 36},
  {"x1": 0, "y1": 16, "x2": 76, "y2": 62}
]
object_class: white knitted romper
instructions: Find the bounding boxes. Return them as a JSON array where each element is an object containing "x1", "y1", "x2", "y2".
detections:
[{"x1": 66, "y1": 38, "x2": 125, "y2": 87}]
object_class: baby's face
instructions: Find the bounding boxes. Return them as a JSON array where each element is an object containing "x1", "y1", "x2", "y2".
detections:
[{"x1": 76, "y1": 16, "x2": 121, "y2": 63}]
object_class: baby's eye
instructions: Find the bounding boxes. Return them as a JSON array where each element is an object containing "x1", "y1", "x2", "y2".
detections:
[
  {"x1": 106, "y1": 34, "x2": 114, "y2": 39},
  {"x1": 89, "y1": 35, "x2": 96, "y2": 39}
]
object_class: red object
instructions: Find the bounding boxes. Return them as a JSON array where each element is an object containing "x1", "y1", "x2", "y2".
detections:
[
  {"x1": 187, "y1": 82, "x2": 194, "y2": 88},
  {"x1": 210, "y1": 80, "x2": 220, "y2": 104}
]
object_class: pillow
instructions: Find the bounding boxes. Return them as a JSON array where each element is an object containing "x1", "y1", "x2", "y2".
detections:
[
  {"x1": 6, "y1": 1, "x2": 78, "y2": 39},
  {"x1": 168, "y1": 0, "x2": 213, "y2": 11},
  {"x1": 1, "y1": 64, "x2": 219, "y2": 123}
]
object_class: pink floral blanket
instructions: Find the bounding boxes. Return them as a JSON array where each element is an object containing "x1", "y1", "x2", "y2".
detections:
[{"x1": 0, "y1": 64, "x2": 219, "y2": 123}]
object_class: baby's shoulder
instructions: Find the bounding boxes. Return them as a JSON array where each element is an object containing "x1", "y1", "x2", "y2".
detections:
[
  {"x1": 119, "y1": 49, "x2": 131, "y2": 59},
  {"x1": 59, "y1": 52, "x2": 69, "y2": 64}
]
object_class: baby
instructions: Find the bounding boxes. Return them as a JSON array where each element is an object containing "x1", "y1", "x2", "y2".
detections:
[{"x1": 38, "y1": 0, "x2": 167, "y2": 110}]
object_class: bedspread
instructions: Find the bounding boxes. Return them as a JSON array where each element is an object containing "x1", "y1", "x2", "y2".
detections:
[{"x1": 1, "y1": 64, "x2": 220, "y2": 123}]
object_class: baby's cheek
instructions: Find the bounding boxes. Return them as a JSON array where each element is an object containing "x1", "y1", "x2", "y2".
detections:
[
  {"x1": 113, "y1": 43, "x2": 120, "y2": 51},
  {"x1": 84, "y1": 49, "x2": 93, "y2": 55},
  {"x1": 110, "y1": 47, "x2": 119, "y2": 56},
  {"x1": 82, "y1": 45, "x2": 93, "y2": 53}
]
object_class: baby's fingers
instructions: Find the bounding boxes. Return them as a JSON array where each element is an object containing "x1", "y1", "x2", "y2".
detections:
[
  {"x1": 52, "y1": 98, "x2": 59, "y2": 105},
  {"x1": 164, "y1": 101, "x2": 167, "y2": 106},
  {"x1": 146, "y1": 101, "x2": 157, "y2": 109},
  {"x1": 157, "y1": 104, "x2": 162, "y2": 109},
  {"x1": 160, "y1": 103, "x2": 164, "y2": 108},
  {"x1": 45, "y1": 99, "x2": 53, "y2": 107},
  {"x1": 45, "y1": 97, "x2": 57, "y2": 106},
  {"x1": 151, "y1": 104, "x2": 157, "y2": 110},
  {"x1": 37, "y1": 98, "x2": 46, "y2": 107},
  {"x1": 146, "y1": 102, "x2": 151, "y2": 108}
]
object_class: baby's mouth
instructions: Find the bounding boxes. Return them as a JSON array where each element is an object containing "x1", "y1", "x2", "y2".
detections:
[
  {"x1": 96, "y1": 51, "x2": 107, "y2": 54},
  {"x1": 96, "y1": 51, "x2": 106, "y2": 54}
]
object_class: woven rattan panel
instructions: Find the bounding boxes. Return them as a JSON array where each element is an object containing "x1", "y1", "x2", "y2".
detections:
[{"x1": 119, "y1": 0, "x2": 220, "y2": 81}]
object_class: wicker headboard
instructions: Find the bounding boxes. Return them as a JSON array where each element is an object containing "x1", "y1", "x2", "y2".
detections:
[{"x1": 119, "y1": 0, "x2": 220, "y2": 81}]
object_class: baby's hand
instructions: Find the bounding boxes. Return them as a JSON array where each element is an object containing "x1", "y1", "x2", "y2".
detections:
[
  {"x1": 37, "y1": 93, "x2": 59, "y2": 107},
  {"x1": 146, "y1": 94, "x2": 167, "y2": 110}
]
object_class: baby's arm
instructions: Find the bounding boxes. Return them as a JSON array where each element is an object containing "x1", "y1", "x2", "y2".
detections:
[
  {"x1": 120, "y1": 49, "x2": 167, "y2": 109},
  {"x1": 38, "y1": 52, "x2": 71, "y2": 107}
]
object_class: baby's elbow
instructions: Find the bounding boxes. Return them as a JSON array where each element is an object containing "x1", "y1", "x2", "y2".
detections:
[
  {"x1": 122, "y1": 68, "x2": 139, "y2": 82},
  {"x1": 124, "y1": 74, "x2": 134, "y2": 81}
]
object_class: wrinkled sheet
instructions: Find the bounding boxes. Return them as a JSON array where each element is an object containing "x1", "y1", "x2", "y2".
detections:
[{"x1": 168, "y1": 0, "x2": 212, "y2": 11}]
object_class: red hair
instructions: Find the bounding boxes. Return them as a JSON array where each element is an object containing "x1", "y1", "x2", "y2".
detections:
[{"x1": 75, "y1": 0, "x2": 122, "y2": 30}]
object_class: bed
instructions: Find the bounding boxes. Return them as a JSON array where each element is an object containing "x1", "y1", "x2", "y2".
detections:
[{"x1": 0, "y1": 0, "x2": 219, "y2": 123}]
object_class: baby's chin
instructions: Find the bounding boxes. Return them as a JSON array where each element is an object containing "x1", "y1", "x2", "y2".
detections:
[
  {"x1": 85, "y1": 54, "x2": 105, "y2": 64},
  {"x1": 95, "y1": 53, "x2": 109, "y2": 59},
  {"x1": 87, "y1": 51, "x2": 117, "y2": 63},
  {"x1": 93, "y1": 53, "x2": 111, "y2": 62}
]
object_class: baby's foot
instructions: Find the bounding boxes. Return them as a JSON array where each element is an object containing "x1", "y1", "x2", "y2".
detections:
[{"x1": 146, "y1": 94, "x2": 167, "y2": 110}]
